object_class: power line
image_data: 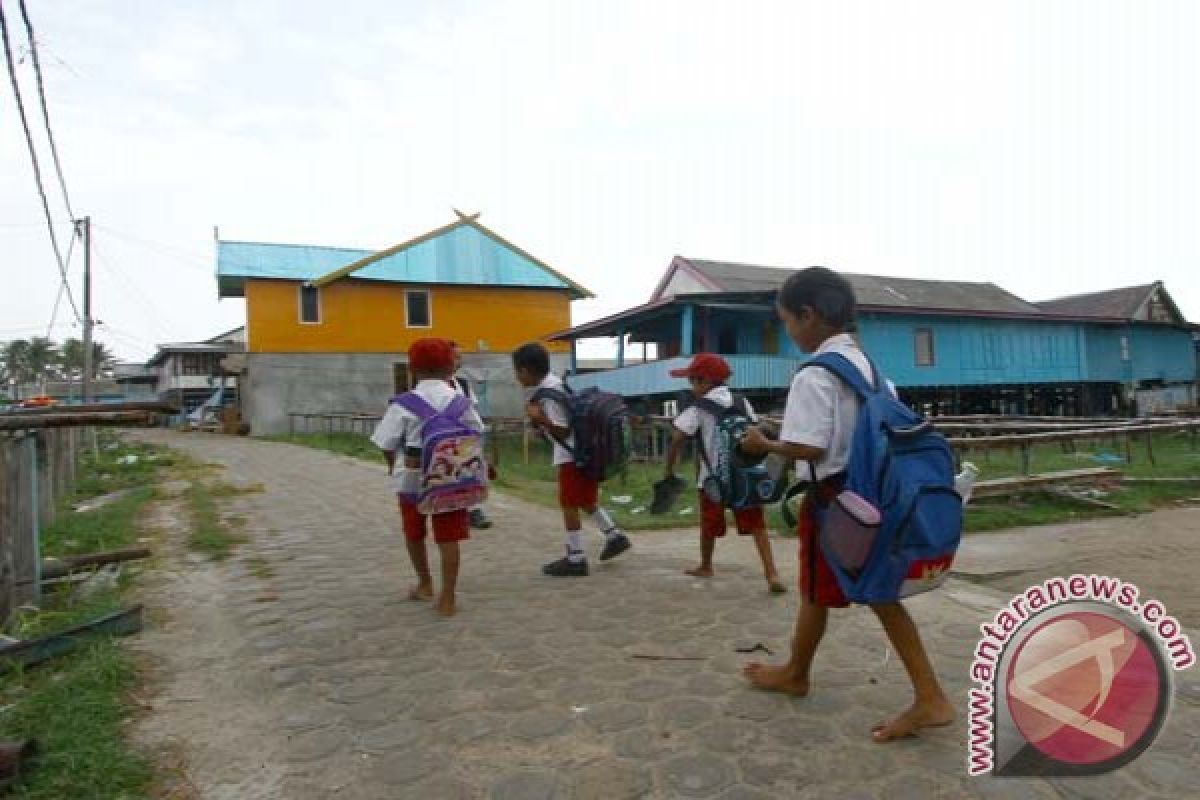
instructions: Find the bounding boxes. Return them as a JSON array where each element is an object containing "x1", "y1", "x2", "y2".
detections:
[
  {"x1": 94, "y1": 223, "x2": 214, "y2": 273},
  {"x1": 45, "y1": 224, "x2": 77, "y2": 336},
  {"x1": 16, "y1": 0, "x2": 74, "y2": 220},
  {"x1": 0, "y1": 0, "x2": 80, "y2": 322}
]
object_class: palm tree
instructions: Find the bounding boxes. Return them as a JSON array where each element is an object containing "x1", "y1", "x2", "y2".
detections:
[
  {"x1": 2, "y1": 339, "x2": 32, "y2": 398},
  {"x1": 24, "y1": 337, "x2": 60, "y2": 392},
  {"x1": 61, "y1": 338, "x2": 117, "y2": 380}
]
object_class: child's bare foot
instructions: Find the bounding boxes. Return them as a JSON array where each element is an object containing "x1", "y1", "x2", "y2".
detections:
[
  {"x1": 685, "y1": 565, "x2": 714, "y2": 577},
  {"x1": 742, "y1": 662, "x2": 810, "y2": 696},
  {"x1": 407, "y1": 583, "x2": 434, "y2": 601},
  {"x1": 434, "y1": 595, "x2": 457, "y2": 617},
  {"x1": 871, "y1": 697, "x2": 956, "y2": 742}
]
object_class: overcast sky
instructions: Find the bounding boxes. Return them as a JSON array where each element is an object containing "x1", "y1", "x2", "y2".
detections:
[{"x1": 3, "y1": 0, "x2": 1198, "y2": 362}]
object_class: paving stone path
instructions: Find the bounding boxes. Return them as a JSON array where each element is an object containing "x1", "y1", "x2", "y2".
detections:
[{"x1": 134, "y1": 431, "x2": 1197, "y2": 799}]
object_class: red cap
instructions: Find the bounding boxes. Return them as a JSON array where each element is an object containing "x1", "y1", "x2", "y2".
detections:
[
  {"x1": 408, "y1": 338, "x2": 455, "y2": 372},
  {"x1": 669, "y1": 353, "x2": 731, "y2": 383}
]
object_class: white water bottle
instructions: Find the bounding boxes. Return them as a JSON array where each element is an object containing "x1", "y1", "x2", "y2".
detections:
[{"x1": 954, "y1": 462, "x2": 979, "y2": 506}]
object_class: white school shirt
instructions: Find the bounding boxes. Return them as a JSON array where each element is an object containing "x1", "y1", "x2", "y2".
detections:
[
  {"x1": 673, "y1": 386, "x2": 757, "y2": 488},
  {"x1": 780, "y1": 333, "x2": 881, "y2": 481},
  {"x1": 371, "y1": 379, "x2": 484, "y2": 495},
  {"x1": 529, "y1": 373, "x2": 575, "y2": 466}
]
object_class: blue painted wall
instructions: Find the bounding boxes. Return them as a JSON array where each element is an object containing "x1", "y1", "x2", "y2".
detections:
[{"x1": 586, "y1": 303, "x2": 1197, "y2": 398}]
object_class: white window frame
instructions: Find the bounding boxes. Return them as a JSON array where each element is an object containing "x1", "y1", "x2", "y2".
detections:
[
  {"x1": 405, "y1": 289, "x2": 432, "y2": 329},
  {"x1": 914, "y1": 327, "x2": 935, "y2": 367},
  {"x1": 298, "y1": 284, "x2": 322, "y2": 325}
]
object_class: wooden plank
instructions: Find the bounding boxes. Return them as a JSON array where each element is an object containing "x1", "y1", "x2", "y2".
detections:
[
  {"x1": 0, "y1": 411, "x2": 157, "y2": 431},
  {"x1": 0, "y1": 605, "x2": 143, "y2": 670},
  {"x1": 971, "y1": 468, "x2": 1122, "y2": 498},
  {"x1": 2, "y1": 400, "x2": 178, "y2": 415}
]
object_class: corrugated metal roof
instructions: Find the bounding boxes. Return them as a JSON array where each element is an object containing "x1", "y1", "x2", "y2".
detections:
[
  {"x1": 217, "y1": 217, "x2": 592, "y2": 299},
  {"x1": 1037, "y1": 284, "x2": 1155, "y2": 319},
  {"x1": 680, "y1": 258, "x2": 1042, "y2": 315}
]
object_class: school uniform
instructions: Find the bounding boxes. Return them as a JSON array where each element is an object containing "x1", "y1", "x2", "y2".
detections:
[
  {"x1": 673, "y1": 386, "x2": 767, "y2": 538},
  {"x1": 531, "y1": 373, "x2": 598, "y2": 508},
  {"x1": 780, "y1": 333, "x2": 876, "y2": 607},
  {"x1": 371, "y1": 378, "x2": 483, "y2": 543}
]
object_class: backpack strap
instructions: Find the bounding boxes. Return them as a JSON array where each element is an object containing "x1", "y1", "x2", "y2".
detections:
[
  {"x1": 801, "y1": 352, "x2": 883, "y2": 400},
  {"x1": 529, "y1": 387, "x2": 576, "y2": 455},
  {"x1": 393, "y1": 392, "x2": 471, "y2": 423},
  {"x1": 392, "y1": 392, "x2": 437, "y2": 420},
  {"x1": 443, "y1": 393, "x2": 472, "y2": 421}
]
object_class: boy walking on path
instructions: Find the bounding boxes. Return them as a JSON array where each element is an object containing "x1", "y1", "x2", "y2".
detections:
[
  {"x1": 664, "y1": 353, "x2": 785, "y2": 593},
  {"x1": 512, "y1": 342, "x2": 632, "y2": 577},
  {"x1": 738, "y1": 268, "x2": 955, "y2": 742},
  {"x1": 372, "y1": 338, "x2": 484, "y2": 616}
]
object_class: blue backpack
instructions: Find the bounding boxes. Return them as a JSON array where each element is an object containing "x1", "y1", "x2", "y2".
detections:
[
  {"x1": 693, "y1": 395, "x2": 783, "y2": 510},
  {"x1": 804, "y1": 352, "x2": 962, "y2": 603}
]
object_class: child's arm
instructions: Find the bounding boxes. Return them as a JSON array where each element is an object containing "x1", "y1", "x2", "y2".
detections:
[
  {"x1": 380, "y1": 449, "x2": 397, "y2": 475},
  {"x1": 740, "y1": 426, "x2": 825, "y2": 463},
  {"x1": 526, "y1": 401, "x2": 570, "y2": 440},
  {"x1": 664, "y1": 429, "x2": 689, "y2": 477}
]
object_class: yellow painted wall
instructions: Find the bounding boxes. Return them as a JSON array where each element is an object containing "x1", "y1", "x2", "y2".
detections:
[{"x1": 244, "y1": 279, "x2": 572, "y2": 353}]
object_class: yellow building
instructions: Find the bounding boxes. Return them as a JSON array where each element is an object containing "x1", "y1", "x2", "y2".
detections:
[{"x1": 217, "y1": 212, "x2": 592, "y2": 433}]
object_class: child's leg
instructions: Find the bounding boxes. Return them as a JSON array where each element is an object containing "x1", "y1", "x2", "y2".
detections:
[
  {"x1": 868, "y1": 602, "x2": 955, "y2": 742},
  {"x1": 435, "y1": 541, "x2": 460, "y2": 616},
  {"x1": 685, "y1": 535, "x2": 716, "y2": 577},
  {"x1": 743, "y1": 600, "x2": 827, "y2": 695},
  {"x1": 748, "y1": 529, "x2": 785, "y2": 592},
  {"x1": 734, "y1": 506, "x2": 784, "y2": 591},
  {"x1": 687, "y1": 492, "x2": 722, "y2": 576},
  {"x1": 561, "y1": 506, "x2": 586, "y2": 563},
  {"x1": 432, "y1": 509, "x2": 469, "y2": 616},
  {"x1": 399, "y1": 500, "x2": 433, "y2": 599}
]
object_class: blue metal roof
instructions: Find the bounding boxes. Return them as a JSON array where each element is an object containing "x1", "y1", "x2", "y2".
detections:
[{"x1": 217, "y1": 219, "x2": 590, "y2": 298}]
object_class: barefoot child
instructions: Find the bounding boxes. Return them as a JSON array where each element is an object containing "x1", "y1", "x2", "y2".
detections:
[
  {"x1": 738, "y1": 267, "x2": 955, "y2": 742},
  {"x1": 664, "y1": 353, "x2": 785, "y2": 593},
  {"x1": 371, "y1": 338, "x2": 484, "y2": 616},
  {"x1": 512, "y1": 342, "x2": 632, "y2": 576}
]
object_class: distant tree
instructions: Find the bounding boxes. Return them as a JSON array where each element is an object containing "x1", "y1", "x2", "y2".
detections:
[
  {"x1": 2, "y1": 339, "x2": 32, "y2": 395},
  {"x1": 25, "y1": 337, "x2": 60, "y2": 390},
  {"x1": 60, "y1": 338, "x2": 117, "y2": 380}
]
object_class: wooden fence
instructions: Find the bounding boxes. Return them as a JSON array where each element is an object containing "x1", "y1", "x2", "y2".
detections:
[{"x1": 0, "y1": 429, "x2": 83, "y2": 624}]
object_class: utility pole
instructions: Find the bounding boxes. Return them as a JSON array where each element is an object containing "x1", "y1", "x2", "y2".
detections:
[{"x1": 78, "y1": 216, "x2": 93, "y2": 402}]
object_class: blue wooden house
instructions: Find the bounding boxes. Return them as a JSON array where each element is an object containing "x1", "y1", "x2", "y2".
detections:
[{"x1": 552, "y1": 258, "x2": 1197, "y2": 416}]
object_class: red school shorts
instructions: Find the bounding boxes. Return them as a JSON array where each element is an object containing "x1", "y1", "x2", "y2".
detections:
[
  {"x1": 699, "y1": 491, "x2": 767, "y2": 538},
  {"x1": 798, "y1": 480, "x2": 850, "y2": 608},
  {"x1": 399, "y1": 501, "x2": 469, "y2": 544},
  {"x1": 557, "y1": 463, "x2": 599, "y2": 509}
]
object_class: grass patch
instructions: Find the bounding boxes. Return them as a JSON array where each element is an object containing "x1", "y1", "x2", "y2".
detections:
[
  {"x1": 0, "y1": 640, "x2": 153, "y2": 800},
  {"x1": 183, "y1": 481, "x2": 251, "y2": 560},
  {"x1": 41, "y1": 487, "x2": 157, "y2": 559},
  {"x1": 244, "y1": 555, "x2": 275, "y2": 580}
]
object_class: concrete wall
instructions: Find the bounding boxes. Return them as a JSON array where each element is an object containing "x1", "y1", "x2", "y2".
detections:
[{"x1": 243, "y1": 351, "x2": 570, "y2": 435}]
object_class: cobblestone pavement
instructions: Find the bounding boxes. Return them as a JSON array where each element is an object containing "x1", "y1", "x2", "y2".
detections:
[{"x1": 134, "y1": 431, "x2": 1198, "y2": 799}]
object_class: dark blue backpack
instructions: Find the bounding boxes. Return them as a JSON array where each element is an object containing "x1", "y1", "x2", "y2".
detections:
[
  {"x1": 804, "y1": 352, "x2": 962, "y2": 603},
  {"x1": 531, "y1": 385, "x2": 632, "y2": 482}
]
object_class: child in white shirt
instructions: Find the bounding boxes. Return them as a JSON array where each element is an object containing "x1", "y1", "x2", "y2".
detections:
[{"x1": 738, "y1": 267, "x2": 954, "y2": 742}]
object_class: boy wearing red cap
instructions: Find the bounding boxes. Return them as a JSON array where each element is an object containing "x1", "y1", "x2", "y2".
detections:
[
  {"x1": 665, "y1": 353, "x2": 785, "y2": 593},
  {"x1": 371, "y1": 337, "x2": 483, "y2": 616}
]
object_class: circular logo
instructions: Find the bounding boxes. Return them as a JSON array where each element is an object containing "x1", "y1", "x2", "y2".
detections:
[{"x1": 1005, "y1": 610, "x2": 1170, "y2": 771}]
